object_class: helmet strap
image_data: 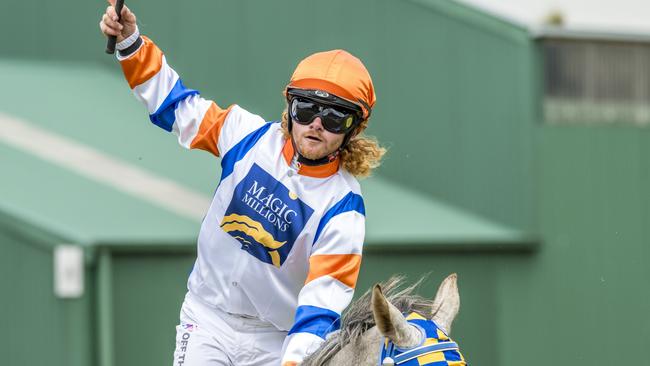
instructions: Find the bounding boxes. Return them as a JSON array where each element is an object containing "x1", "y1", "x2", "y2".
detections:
[
  {"x1": 338, "y1": 126, "x2": 359, "y2": 153},
  {"x1": 290, "y1": 136, "x2": 339, "y2": 166}
]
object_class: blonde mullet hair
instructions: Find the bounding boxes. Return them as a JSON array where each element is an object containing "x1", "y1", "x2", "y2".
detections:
[{"x1": 281, "y1": 110, "x2": 386, "y2": 178}]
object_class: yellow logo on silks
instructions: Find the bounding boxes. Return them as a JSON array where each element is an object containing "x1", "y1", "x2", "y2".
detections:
[
  {"x1": 220, "y1": 163, "x2": 314, "y2": 268},
  {"x1": 221, "y1": 213, "x2": 287, "y2": 267}
]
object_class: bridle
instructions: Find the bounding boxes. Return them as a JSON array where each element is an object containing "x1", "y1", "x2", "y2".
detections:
[{"x1": 378, "y1": 313, "x2": 463, "y2": 366}]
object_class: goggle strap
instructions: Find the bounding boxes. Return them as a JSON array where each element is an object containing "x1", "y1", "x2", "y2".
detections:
[
  {"x1": 288, "y1": 88, "x2": 365, "y2": 119},
  {"x1": 356, "y1": 98, "x2": 372, "y2": 120}
]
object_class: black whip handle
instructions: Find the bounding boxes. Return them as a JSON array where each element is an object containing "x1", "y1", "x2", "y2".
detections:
[{"x1": 105, "y1": 0, "x2": 125, "y2": 54}]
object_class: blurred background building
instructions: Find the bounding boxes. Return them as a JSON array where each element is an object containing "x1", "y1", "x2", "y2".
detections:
[
  {"x1": 459, "y1": 0, "x2": 650, "y2": 33},
  {"x1": 1, "y1": 0, "x2": 648, "y2": 365}
]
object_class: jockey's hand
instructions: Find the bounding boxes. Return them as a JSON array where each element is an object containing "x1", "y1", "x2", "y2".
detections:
[{"x1": 99, "y1": 0, "x2": 137, "y2": 44}]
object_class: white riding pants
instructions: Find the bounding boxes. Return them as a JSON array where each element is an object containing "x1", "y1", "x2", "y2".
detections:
[{"x1": 172, "y1": 292, "x2": 287, "y2": 366}]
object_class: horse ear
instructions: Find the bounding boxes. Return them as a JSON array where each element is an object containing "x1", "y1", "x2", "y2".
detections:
[
  {"x1": 431, "y1": 273, "x2": 461, "y2": 334},
  {"x1": 372, "y1": 284, "x2": 421, "y2": 348},
  {"x1": 372, "y1": 285, "x2": 395, "y2": 337}
]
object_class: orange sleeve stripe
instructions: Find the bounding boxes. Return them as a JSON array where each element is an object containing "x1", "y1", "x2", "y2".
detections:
[
  {"x1": 120, "y1": 36, "x2": 164, "y2": 89},
  {"x1": 306, "y1": 254, "x2": 361, "y2": 288},
  {"x1": 189, "y1": 103, "x2": 233, "y2": 156},
  {"x1": 282, "y1": 362, "x2": 298, "y2": 366}
]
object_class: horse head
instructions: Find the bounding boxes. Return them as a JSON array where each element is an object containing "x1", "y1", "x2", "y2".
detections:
[{"x1": 303, "y1": 274, "x2": 466, "y2": 366}]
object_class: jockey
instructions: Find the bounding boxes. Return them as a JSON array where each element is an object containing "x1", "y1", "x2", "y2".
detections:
[{"x1": 100, "y1": 3, "x2": 385, "y2": 365}]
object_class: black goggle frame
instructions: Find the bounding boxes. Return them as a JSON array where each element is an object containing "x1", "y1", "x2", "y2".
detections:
[{"x1": 287, "y1": 88, "x2": 365, "y2": 135}]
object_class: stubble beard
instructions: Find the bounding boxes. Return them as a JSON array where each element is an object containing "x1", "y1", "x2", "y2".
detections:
[{"x1": 296, "y1": 138, "x2": 328, "y2": 160}]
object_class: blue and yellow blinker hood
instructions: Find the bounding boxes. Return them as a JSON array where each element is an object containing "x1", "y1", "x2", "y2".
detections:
[{"x1": 378, "y1": 313, "x2": 467, "y2": 366}]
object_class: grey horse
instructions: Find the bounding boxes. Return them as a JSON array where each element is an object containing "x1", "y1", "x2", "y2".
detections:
[{"x1": 302, "y1": 274, "x2": 466, "y2": 366}]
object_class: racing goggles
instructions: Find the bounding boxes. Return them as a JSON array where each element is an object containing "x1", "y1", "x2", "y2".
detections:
[{"x1": 287, "y1": 89, "x2": 363, "y2": 134}]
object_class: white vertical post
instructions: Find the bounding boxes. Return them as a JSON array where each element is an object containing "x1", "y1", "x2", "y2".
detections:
[{"x1": 54, "y1": 245, "x2": 84, "y2": 298}]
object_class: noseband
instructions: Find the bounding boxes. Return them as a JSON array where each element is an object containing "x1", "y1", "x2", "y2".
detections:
[{"x1": 379, "y1": 313, "x2": 466, "y2": 366}]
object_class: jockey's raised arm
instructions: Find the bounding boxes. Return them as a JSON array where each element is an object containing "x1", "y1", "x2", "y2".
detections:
[{"x1": 117, "y1": 34, "x2": 248, "y2": 156}]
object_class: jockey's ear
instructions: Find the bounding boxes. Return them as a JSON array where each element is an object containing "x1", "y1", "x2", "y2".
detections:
[
  {"x1": 431, "y1": 273, "x2": 461, "y2": 334},
  {"x1": 372, "y1": 285, "x2": 421, "y2": 348}
]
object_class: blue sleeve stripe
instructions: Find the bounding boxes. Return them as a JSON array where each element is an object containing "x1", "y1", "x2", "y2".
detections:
[
  {"x1": 288, "y1": 305, "x2": 341, "y2": 339},
  {"x1": 149, "y1": 78, "x2": 199, "y2": 132},
  {"x1": 313, "y1": 192, "x2": 365, "y2": 244},
  {"x1": 220, "y1": 121, "x2": 275, "y2": 181}
]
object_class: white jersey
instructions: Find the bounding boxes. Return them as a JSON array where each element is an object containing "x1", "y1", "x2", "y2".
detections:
[{"x1": 118, "y1": 36, "x2": 366, "y2": 365}]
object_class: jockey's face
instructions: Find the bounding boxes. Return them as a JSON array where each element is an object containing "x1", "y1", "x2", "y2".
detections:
[{"x1": 291, "y1": 116, "x2": 345, "y2": 160}]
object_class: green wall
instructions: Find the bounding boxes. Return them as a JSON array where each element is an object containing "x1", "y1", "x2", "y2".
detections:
[
  {"x1": 111, "y1": 252, "x2": 195, "y2": 366},
  {"x1": 0, "y1": 221, "x2": 93, "y2": 366},
  {"x1": 498, "y1": 125, "x2": 650, "y2": 364}
]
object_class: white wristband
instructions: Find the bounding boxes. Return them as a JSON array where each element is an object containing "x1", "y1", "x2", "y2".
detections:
[{"x1": 116, "y1": 26, "x2": 140, "y2": 51}]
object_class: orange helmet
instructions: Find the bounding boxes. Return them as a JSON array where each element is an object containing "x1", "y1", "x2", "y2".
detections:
[{"x1": 286, "y1": 49, "x2": 376, "y2": 121}]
